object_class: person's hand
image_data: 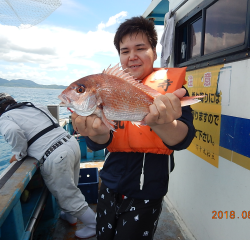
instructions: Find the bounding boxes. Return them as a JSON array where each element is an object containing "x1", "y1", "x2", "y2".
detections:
[
  {"x1": 10, "y1": 155, "x2": 17, "y2": 163},
  {"x1": 71, "y1": 112, "x2": 110, "y2": 144},
  {"x1": 144, "y1": 88, "x2": 186, "y2": 127}
]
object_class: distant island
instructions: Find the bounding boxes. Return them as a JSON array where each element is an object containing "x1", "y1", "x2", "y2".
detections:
[{"x1": 0, "y1": 78, "x2": 67, "y2": 89}]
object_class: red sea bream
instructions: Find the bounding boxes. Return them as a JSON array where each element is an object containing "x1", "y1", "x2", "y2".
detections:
[{"x1": 58, "y1": 64, "x2": 202, "y2": 130}]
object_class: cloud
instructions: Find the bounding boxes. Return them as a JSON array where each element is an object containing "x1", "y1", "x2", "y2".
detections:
[
  {"x1": 0, "y1": 23, "x2": 117, "y2": 63},
  {"x1": 189, "y1": 31, "x2": 245, "y2": 56},
  {"x1": 98, "y1": 11, "x2": 127, "y2": 30},
  {"x1": 106, "y1": 11, "x2": 128, "y2": 27},
  {"x1": 0, "y1": 12, "x2": 165, "y2": 84},
  {"x1": 155, "y1": 25, "x2": 164, "y2": 53},
  {"x1": 204, "y1": 31, "x2": 245, "y2": 55},
  {"x1": 0, "y1": 18, "x2": 118, "y2": 85},
  {"x1": 0, "y1": 67, "x2": 52, "y2": 84},
  {"x1": 154, "y1": 25, "x2": 164, "y2": 67}
]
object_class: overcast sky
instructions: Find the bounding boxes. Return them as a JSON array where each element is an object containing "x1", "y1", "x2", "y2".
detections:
[{"x1": 0, "y1": 0, "x2": 164, "y2": 86}]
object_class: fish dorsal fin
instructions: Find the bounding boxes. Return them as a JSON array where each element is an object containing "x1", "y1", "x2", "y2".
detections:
[{"x1": 103, "y1": 63, "x2": 161, "y2": 98}]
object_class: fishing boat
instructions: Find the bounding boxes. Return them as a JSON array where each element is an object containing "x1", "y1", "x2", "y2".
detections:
[{"x1": 1, "y1": 0, "x2": 250, "y2": 239}]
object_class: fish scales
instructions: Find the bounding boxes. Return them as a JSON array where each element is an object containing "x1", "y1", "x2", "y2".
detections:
[{"x1": 97, "y1": 73, "x2": 155, "y2": 120}]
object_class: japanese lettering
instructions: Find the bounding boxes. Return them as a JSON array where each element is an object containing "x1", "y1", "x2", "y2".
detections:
[
  {"x1": 195, "y1": 144, "x2": 215, "y2": 160},
  {"x1": 188, "y1": 75, "x2": 193, "y2": 87},
  {"x1": 158, "y1": 79, "x2": 173, "y2": 92},
  {"x1": 192, "y1": 110, "x2": 220, "y2": 126},
  {"x1": 204, "y1": 72, "x2": 212, "y2": 87},
  {"x1": 191, "y1": 92, "x2": 220, "y2": 104},
  {"x1": 195, "y1": 129, "x2": 215, "y2": 146}
]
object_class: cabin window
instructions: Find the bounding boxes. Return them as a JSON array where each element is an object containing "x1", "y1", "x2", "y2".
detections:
[
  {"x1": 178, "y1": 26, "x2": 188, "y2": 63},
  {"x1": 190, "y1": 17, "x2": 202, "y2": 58},
  {"x1": 175, "y1": 0, "x2": 249, "y2": 66},
  {"x1": 204, "y1": 0, "x2": 247, "y2": 54},
  {"x1": 177, "y1": 13, "x2": 203, "y2": 63}
]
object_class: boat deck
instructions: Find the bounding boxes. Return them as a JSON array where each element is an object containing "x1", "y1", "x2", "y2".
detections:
[
  {"x1": 50, "y1": 198, "x2": 193, "y2": 240},
  {"x1": 46, "y1": 162, "x2": 194, "y2": 240}
]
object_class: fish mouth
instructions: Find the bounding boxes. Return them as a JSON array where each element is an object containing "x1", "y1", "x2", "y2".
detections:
[
  {"x1": 58, "y1": 94, "x2": 72, "y2": 107},
  {"x1": 59, "y1": 102, "x2": 73, "y2": 107}
]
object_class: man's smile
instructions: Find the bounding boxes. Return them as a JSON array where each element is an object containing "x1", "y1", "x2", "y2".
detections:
[{"x1": 129, "y1": 64, "x2": 141, "y2": 69}]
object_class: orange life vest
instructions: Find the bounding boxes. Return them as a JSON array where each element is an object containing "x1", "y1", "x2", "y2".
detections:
[{"x1": 107, "y1": 67, "x2": 187, "y2": 154}]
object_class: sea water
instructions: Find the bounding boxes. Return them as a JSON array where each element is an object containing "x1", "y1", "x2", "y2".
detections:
[{"x1": 0, "y1": 86, "x2": 70, "y2": 175}]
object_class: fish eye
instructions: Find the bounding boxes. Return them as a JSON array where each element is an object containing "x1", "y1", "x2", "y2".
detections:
[{"x1": 76, "y1": 86, "x2": 85, "y2": 93}]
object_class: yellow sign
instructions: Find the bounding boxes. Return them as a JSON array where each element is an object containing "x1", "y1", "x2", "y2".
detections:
[{"x1": 185, "y1": 65, "x2": 223, "y2": 167}]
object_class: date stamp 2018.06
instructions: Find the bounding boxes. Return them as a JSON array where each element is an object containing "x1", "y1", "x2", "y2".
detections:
[{"x1": 212, "y1": 211, "x2": 250, "y2": 219}]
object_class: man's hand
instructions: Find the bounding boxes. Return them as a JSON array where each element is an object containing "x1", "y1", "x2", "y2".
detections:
[
  {"x1": 143, "y1": 88, "x2": 188, "y2": 146},
  {"x1": 10, "y1": 155, "x2": 17, "y2": 163},
  {"x1": 71, "y1": 112, "x2": 110, "y2": 144},
  {"x1": 144, "y1": 88, "x2": 186, "y2": 127}
]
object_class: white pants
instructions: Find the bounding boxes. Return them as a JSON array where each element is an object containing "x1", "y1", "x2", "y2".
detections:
[{"x1": 40, "y1": 136, "x2": 88, "y2": 218}]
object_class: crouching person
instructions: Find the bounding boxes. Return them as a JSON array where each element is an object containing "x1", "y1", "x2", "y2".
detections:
[{"x1": 0, "y1": 93, "x2": 96, "y2": 239}]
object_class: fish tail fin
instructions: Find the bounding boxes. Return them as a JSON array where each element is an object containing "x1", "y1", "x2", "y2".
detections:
[{"x1": 180, "y1": 95, "x2": 205, "y2": 107}]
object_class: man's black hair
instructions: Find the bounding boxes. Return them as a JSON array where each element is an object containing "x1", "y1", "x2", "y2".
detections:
[
  {"x1": 0, "y1": 93, "x2": 16, "y2": 115},
  {"x1": 114, "y1": 16, "x2": 158, "y2": 54}
]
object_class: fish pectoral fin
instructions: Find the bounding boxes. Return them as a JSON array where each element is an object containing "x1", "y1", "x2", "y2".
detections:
[
  {"x1": 96, "y1": 106, "x2": 116, "y2": 131},
  {"x1": 131, "y1": 121, "x2": 143, "y2": 128},
  {"x1": 106, "y1": 118, "x2": 115, "y2": 125}
]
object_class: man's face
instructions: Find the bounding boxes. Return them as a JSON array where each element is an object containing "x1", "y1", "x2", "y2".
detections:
[{"x1": 119, "y1": 32, "x2": 157, "y2": 80}]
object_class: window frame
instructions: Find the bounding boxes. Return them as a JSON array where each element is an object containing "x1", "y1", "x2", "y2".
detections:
[
  {"x1": 174, "y1": 0, "x2": 250, "y2": 69},
  {"x1": 189, "y1": 15, "x2": 203, "y2": 59}
]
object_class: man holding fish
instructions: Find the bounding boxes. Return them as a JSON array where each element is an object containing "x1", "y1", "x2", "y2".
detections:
[{"x1": 64, "y1": 16, "x2": 196, "y2": 240}]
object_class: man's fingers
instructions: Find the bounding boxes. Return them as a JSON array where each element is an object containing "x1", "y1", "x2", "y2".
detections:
[
  {"x1": 70, "y1": 113, "x2": 108, "y2": 136},
  {"x1": 152, "y1": 97, "x2": 166, "y2": 122},
  {"x1": 71, "y1": 112, "x2": 78, "y2": 121},
  {"x1": 148, "y1": 103, "x2": 159, "y2": 119},
  {"x1": 71, "y1": 112, "x2": 79, "y2": 131},
  {"x1": 92, "y1": 117, "x2": 102, "y2": 129},
  {"x1": 172, "y1": 88, "x2": 186, "y2": 99},
  {"x1": 145, "y1": 91, "x2": 183, "y2": 127},
  {"x1": 74, "y1": 115, "x2": 88, "y2": 134}
]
